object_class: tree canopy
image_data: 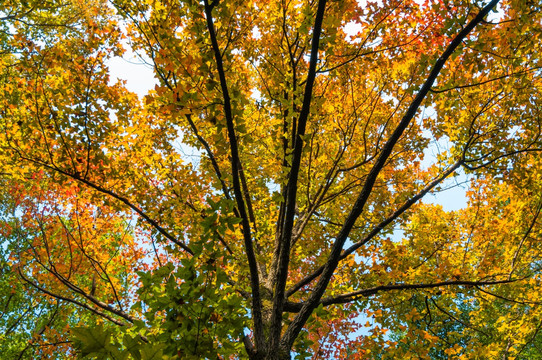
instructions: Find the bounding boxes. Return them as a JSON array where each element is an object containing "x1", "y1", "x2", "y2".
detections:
[{"x1": 2, "y1": 0, "x2": 542, "y2": 358}]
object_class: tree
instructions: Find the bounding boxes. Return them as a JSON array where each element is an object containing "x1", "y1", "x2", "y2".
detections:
[{"x1": 2, "y1": 0, "x2": 542, "y2": 358}]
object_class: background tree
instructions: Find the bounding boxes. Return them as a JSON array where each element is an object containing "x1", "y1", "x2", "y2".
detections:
[{"x1": 2, "y1": 0, "x2": 542, "y2": 359}]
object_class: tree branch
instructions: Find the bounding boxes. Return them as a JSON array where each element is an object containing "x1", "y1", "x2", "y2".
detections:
[
  {"x1": 15, "y1": 155, "x2": 194, "y2": 255},
  {"x1": 281, "y1": 0, "x2": 500, "y2": 349},
  {"x1": 202, "y1": 0, "x2": 264, "y2": 352},
  {"x1": 271, "y1": 0, "x2": 328, "y2": 352},
  {"x1": 184, "y1": 113, "x2": 233, "y2": 202},
  {"x1": 18, "y1": 269, "x2": 129, "y2": 326},
  {"x1": 429, "y1": 66, "x2": 542, "y2": 94},
  {"x1": 284, "y1": 278, "x2": 516, "y2": 312}
]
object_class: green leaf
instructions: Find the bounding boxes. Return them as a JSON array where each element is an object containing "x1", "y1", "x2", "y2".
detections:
[
  {"x1": 139, "y1": 343, "x2": 166, "y2": 360},
  {"x1": 71, "y1": 325, "x2": 111, "y2": 358}
]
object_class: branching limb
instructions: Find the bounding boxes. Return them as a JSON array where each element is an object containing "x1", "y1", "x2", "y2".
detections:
[
  {"x1": 510, "y1": 199, "x2": 542, "y2": 276},
  {"x1": 202, "y1": 0, "x2": 264, "y2": 352},
  {"x1": 286, "y1": 160, "x2": 462, "y2": 297},
  {"x1": 281, "y1": 0, "x2": 500, "y2": 349},
  {"x1": 15, "y1": 298, "x2": 60, "y2": 360},
  {"x1": 18, "y1": 269, "x2": 130, "y2": 326},
  {"x1": 271, "y1": 0, "x2": 328, "y2": 352},
  {"x1": 429, "y1": 66, "x2": 542, "y2": 94},
  {"x1": 13, "y1": 153, "x2": 194, "y2": 255},
  {"x1": 283, "y1": 278, "x2": 515, "y2": 312},
  {"x1": 430, "y1": 298, "x2": 490, "y2": 337},
  {"x1": 184, "y1": 113, "x2": 233, "y2": 202}
]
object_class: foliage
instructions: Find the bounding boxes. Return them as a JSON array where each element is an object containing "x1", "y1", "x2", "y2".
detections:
[{"x1": 2, "y1": 0, "x2": 542, "y2": 359}]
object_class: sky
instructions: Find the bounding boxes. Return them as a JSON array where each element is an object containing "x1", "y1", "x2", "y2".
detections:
[{"x1": 107, "y1": 49, "x2": 157, "y2": 99}]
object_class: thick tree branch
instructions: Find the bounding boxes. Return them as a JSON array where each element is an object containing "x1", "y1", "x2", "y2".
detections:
[
  {"x1": 284, "y1": 278, "x2": 516, "y2": 312},
  {"x1": 13, "y1": 154, "x2": 194, "y2": 255},
  {"x1": 281, "y1": 0, "x2": 500, "y2": 349},
  {"x1": 202, "y1": 0, "x2": 264, "y2": 352},
  {"x1": 271, "y1": 0, "x2": 328, "y2": 352}
]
